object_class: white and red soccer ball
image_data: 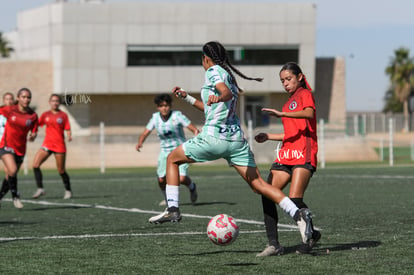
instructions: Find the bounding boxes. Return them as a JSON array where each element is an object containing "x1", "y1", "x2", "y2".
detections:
[{"x1": 207, "y1": 214, "x2": 239, "y2": 245}]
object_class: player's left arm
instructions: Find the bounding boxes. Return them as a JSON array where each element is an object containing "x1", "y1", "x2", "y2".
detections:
[
  {"x1": 66, "y1": 129, "x2": 72, "y2": 142},
  {"x1": 262, "y1": 107, "x2": 314, "y2": 119},
  {"x1": 207, "y1": 82, "x2": 233, "y2": 106},
  {"x1": 28, "y1": 118, "x2": 38, "y2": 142},
  {"x1": 187, "y1": 123, "x2": 200, "y2": 136}
]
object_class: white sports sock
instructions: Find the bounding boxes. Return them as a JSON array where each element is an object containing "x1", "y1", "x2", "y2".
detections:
[
  {"x1": 166, "y1": 185, "x2": 179, "y2": 208},
  {"x1": 279, "y1": 197, "x2": 299, "y2": 219}
]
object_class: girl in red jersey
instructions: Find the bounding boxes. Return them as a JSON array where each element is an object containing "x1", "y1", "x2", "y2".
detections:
[
  {"x1": 32, "y1": 94, "x2": 72, "y2": 200},
  {"x1": 255, "y1": 62, "x2": 320, "y2": 256},
  {"x1": 0, "y1": 88, "x2": 38, "y2": 208}
]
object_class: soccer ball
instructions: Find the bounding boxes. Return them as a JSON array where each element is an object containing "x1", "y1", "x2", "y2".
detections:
[{"x1": 206, "y1": 214, "x2": 239, "y2": 246}]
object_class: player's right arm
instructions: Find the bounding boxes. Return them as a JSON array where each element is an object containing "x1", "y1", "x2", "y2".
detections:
[
  {"x1": 172, "y1": 87, "x2": 204, "y2": 111},
  {"x1": 136, "y1": 128, "x2": 151, "y2": 152},
  {"x1": 255, "y1": 133, "x2": 284, "y2": 143}
]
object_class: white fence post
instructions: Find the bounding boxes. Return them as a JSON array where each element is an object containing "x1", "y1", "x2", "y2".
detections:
[
  {"x1": 100, "y1": 121, "x2": 105, "y2": 174},
  {"x1": 319, "y1": 118, "x2": 325, "y2": 169},
  {"x1": 389, "y1": 118, "x2": 394, "y2": 167}
]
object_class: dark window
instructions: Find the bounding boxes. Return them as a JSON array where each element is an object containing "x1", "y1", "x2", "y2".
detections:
[{"x1": 127, "y1": 45, "x2": 298, "y2": 66}]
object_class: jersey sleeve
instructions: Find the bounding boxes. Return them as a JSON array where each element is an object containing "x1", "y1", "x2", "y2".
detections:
[
  {"x1": 206, "y1": 66, "x2": 225, "y2": 86},
  {"x1": 63, "y1": 112, "x2": 71, "y2": 130},
  {"x1": 39, "y1": 112, "x2": 46, "y2": 127},
  {"x1": 145, "y1": 114, "x2": 156, "y2": 130},
  {"x1": 175, "y1": 111, "x2": 191, "y2": 127},
  {"x1": 301, "y1": 90, "x2": 316, "y2": 110}
]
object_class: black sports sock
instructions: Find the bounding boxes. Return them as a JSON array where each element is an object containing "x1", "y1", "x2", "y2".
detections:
[
  {"x1": 261, "y1": 195, "x2": 279, "y2": 247},
  {"x1": 291, "y1": 197, "x2": 308, "y2": 209},
  {"x1": 0, "y1": 179, "x2": 9, "y2": 199},
  {"x1": 8, "y1": 176, "x2": 19, "y2": 198},
  {"x1": 60, "y1": 172, "x2": 71, "y2": 191},
  {"x1": 33, "y1": 167, "x2": 43, "y2": 188}
]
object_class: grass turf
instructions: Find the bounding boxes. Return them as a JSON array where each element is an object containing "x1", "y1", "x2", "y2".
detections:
[{"x1": 0, "y1": 165, "x2": 413, "y2": 274}]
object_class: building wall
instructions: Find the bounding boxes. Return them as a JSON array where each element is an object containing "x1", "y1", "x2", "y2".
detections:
[
  {"x1": 0, "y1": 60, "x2": 53, "y2": 114},
  {"x1": 13, "y1": 1, "x2": 316, "y2": 96}
]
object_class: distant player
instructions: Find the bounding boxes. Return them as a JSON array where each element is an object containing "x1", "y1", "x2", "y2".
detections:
[
  {"x1": 136, "y1": 93, "x2": 199, "y2": 211},
  {"x1": 32, "y1": 94, "x2": 73, "y2": 200},
  {"x1": 0, "y1": 88, "x2": 38, "y2": 208},
  {"x1": 255, "y1": 62, "x2": 320, "y2": 256}
]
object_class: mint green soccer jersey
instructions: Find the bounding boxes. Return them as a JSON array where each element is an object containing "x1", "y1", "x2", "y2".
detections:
[
  {"x1": 146, "y1": 110, "x2": 191, "y2": 153},
  {"x1": 200, "y1": 65, "x2": 244, "y2": 141}
]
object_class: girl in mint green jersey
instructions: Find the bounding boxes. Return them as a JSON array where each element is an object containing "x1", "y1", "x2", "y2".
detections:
[{"x1": 148, "y1": 42, "x2": 314, "y2": 249}]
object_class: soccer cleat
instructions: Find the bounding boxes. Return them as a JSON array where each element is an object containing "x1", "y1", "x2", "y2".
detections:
[
  {"x1": 297, "y1": 208, "x2": 313, "y2": 243},
  {"x1": 63, "y1": 190, "x2": 72, "y2": 199},
  {"x1": 158, "y1": 199, "x2": 167, "y2": 206},
  {"x1": 148, "y1": 208, "x2": 168, "y2": 223},
  {"x1": 32, "y1": 188, "x2": 45, "y2": 199},
  {"x1": 13, "y1": 197, "x2": 24, "y2": 209},
  {"x1": 149, "y1": 207, "x2": 181, "y2": 224},
  {"x1": 190, "y1": 183, "x2": 198, "y2": 204},
  {"x1": 296, "y1": 229, "x2": 322, "y2": 254},
  {"x1": 256, "y1": 244, "x2": 284, "y2": 257}
]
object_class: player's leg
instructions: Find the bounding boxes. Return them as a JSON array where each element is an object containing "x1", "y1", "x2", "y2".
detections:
[
  {"x1": 156, "y1": 151, "x2": 168, "y2": 206},
  {"x1": 179, "y1": 163, "x2": 197, "y2": 204},
  {"x1": 256, "y1": 169, "x2": 291, "y2": 257},
  {"x1": 1, "y1": 153, "x2": 21, "y2": 208},
  {"x1": 32, "y1": 148, "x2": 51, "y2": 198},
  {"x1": 290, "y1": 166, "x2": 321, "y2": 253},
  {"x1": 55, "y1": 153, "x2": 72, "y2": 199},
  {"x1": 149, "y1": 144, "x2": 194, "y2": 223},
  {"x1": 0, "y1": 165, "x2": 10, "y2": 202}
]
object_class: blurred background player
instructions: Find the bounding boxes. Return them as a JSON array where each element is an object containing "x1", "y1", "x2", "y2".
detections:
[
  {"x1": 0, "y1": 88, "x2": 38, "y2": 208},
  {"x1": 136, "y1": 93, "x2": 199, "y2": 208},
  {"x1": 255, "y1": 62, "x2": 320, "y2": 256},
  {"x1": 32, "y1": 94, "x2": 73, "y2": 200}
]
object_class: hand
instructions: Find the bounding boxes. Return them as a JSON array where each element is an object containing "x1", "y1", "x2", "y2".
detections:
[
  {"x1": 207, "y1": 95, "x2": 219, "y2": 106},
  {"x1": 67, "y1": 136, "x2": 72, "y2": 142},
  {"x1": 136, "y1": 143, "x2": 142, "y2": 152},
  {"x1": 28, "y1": 132, "x2": 37, "y2": 142},
  {"x1": 172, "y1": 86, "x2": 187, "y2": 98},
  {"x1": 262, "y1": 108, "x2": 283, "y2": 117},
  {"x1": 254, "y1": 133, "x2": 268, "y2": 143}
]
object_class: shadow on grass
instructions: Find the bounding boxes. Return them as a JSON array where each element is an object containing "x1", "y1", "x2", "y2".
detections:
[
  {"x1": 30, "y1": 206, "x2": 91, "y2": 211},
  {"x1": 181, "y1": 201, "x2": 237, "y2": 206},
  {"x1": 282, "y1": 240, "x2": 381, "y2": 256}
]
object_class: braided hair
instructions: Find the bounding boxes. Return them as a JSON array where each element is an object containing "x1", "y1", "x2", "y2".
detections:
[{"x1": 202, "y1": 41, "x2": 263, "y2": 92}]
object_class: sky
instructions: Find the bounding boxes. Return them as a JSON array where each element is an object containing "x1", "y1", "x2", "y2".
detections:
[{"x1": 1, "y1": 0, "x2": 414, "y2": 112}]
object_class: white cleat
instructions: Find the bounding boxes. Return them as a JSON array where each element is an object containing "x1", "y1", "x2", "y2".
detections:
[
  {"x1": 148, "y1": 208, "x2": 168, "y2": 223},
  {"x1": 297, "y1": 208, "x2": 313, "y2": 243},
  {"x1": 32, "y1": 188, "x2": 46, "y2": 199},
  {"x1": 63, "y1": 190, "x2": 72, "y2": 199},
  {"x1": 13, "y1": 197, "x2": 24, "y2": 209}
]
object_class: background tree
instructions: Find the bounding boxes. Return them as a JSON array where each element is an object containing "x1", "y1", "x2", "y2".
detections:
[
  {"x1": 385, "y1": 47, "x2": 414, "y2": 132},
  {"x1": 0, "y1": 31, "x2": 14, "y2": 58}
]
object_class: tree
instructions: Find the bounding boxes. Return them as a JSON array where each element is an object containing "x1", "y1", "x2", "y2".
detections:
[
  {"x1": 385, "y1": 47, "x2": 414, "y2": 132},
  {"x1": 0, "y1": 31, "x2": 14, "y2": 58}
]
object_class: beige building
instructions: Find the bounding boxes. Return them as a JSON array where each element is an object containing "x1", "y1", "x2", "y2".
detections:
[{"x1": 0, "y1": 1, "x2": 349, "y2": 168}]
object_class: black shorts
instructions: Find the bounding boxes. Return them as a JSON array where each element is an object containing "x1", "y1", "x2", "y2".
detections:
[
  {"x1": 0, "y1": 147, "x2": 25, "y2": 165},
  {"x1": 270, "y1": 162, "x2": 316, "y2": 176}
]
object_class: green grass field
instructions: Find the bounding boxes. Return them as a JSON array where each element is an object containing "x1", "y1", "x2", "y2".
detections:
[{"x1": 1, "y1": 164, "x2": 413, "y2": 274}]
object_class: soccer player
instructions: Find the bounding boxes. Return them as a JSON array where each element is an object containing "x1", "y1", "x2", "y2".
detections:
[
  {"x1": 0, "y1": 88, "x2": 38, "y2": 208},
  {"x1": 32, "y1": 94, "x2": 73, "y2": 200},
  {"x1": 148, "y1": 41, "x2": 314, "y2": 246},
  {"x1": 255, "y1": 62, "x2": 321, "y2": 256},
  {"x1": 136, "y1": 93, "x2": 199, "y2": 211}
]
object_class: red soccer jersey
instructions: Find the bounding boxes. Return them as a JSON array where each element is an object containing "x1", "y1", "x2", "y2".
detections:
[
  {"x1": 39, "y1": 110, "x2": 71, "y2": 153},
  {"x1": 0, "y1": 105, "x2": 38, "y2": 156},
  {"x1": 276, "y1": 87, "x2": 318, "y2": 167}
]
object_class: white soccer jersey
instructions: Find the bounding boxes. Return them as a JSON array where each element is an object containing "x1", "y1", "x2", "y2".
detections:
[
  {"x1": 200, "y1": 65, "x2": 244, "y2": 141},
  {"x1": 146, "y1": 110, "x2": 191, "y2": 152},
  {"x1": 0, "y1": 114, "x2": 7, "y2": 142}
]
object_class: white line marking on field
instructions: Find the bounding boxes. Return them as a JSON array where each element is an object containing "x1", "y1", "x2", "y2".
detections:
[
  {"x1": 0, "y1": 230, "x2": 279, "y2": 242},
  {"x1": 2, "y1": 198, "x2": 299, "y2": 230}
]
